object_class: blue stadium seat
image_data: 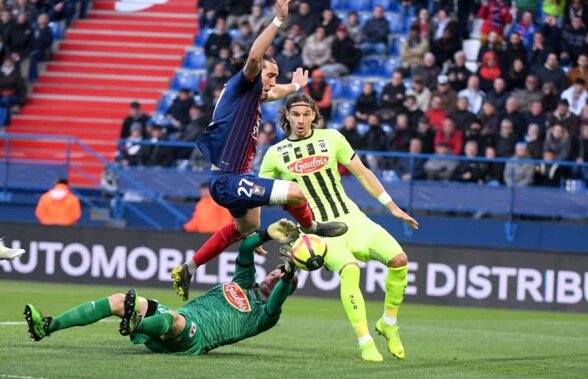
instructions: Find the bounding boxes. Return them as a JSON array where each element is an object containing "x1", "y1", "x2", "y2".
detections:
[
  {"x1": 150, "y1": 112, "x2": 172, "y2": 127},
  {"x1": 328, "y1": 121, "x2": 342, "y2": 130},
  {"x1": 343, "y1": 78, "x2": 364, "y2": 99},
  {"x1": 335, "y1": 10, "x2": 348, "y2": 22},
  {"x1": 387, "y1": 12, "x2": 404, "y2": 33},
  {"x1": 170, "y1": 71, "x2": 198, "y2": 91},
  {"x1": 372, "y1": 80, "x2": 386, "y2": 96},
  {"x1": 357, "y1": 122, "x2": 369, "y2": 135},
  {"x1": 327, "y1": 78, "x2": 345, "y2": 98},
  {"x1": 372, "y1": 0, "x2": 393, "y2": 11},
  {"x1": 262, "y1": 100, "x2": 284, "y2": 122},
  {"x1": 182, "y1": 49, "x2": 206, "y2": 69},
  {"x1": 331, "y1": 0, "x2": 348, "y2": 10},
  {"x1": 157, "y1": 93, "x2": 176, "y2": 113},
  {"x1": 355, "y1": 56, "x2": 382, "y2": 76},
  {"x1": 228, "y1": 29, "x2": 240, "y2": 39},
  {"x1": 380, "y1": 57, "x2": 401, "y2": 77},
  {"x1": 49, "y1": 22, "x2": 62, "y2": 40},
  {"x1": 389, "y1": 35, "x2": 405, "y2": 55},
  {"x1": 348, "y1": 0, "x2": 371, "y2": 11},
  {"x1": 194, "y1": 28, "x2": 213, "y2": 47},
  {"x1": 358, "y1": 11, "x2": 371, "y2": 25},
  {"x1": 332, "y1": 101, "x2": 355, "y2": 122}
]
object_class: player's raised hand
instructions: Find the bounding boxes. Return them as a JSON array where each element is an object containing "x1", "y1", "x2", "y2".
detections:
[
  {"x1": 291, "y1": 67, "x2": 309, "y2": 90},
  {"x1": 268, "y1": 218, "x2": 300, "y2": 243},
  {"x1": 275, "y1": 0, "x2": 291, "y2": 21},
  {"x1": 391, "y1": 208, "x2": 419, "y2": 230},
  {"x1": 278, "y1": 244, "x2": 297, "y2": 279}
]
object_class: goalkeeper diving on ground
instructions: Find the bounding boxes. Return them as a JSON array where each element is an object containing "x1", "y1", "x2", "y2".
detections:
[{"x1": 23, "y1": 219, "x2": 300, "y2": 355}]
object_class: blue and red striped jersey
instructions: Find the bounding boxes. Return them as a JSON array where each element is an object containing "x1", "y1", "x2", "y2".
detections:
[{"x1": 197, "y1": 70, "x2": 263, "y2": 173}]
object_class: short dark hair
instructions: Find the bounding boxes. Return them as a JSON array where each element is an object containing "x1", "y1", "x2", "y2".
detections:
[
  {"x1": 56, "y1": 178, "x2": 68, "y2": 185},
  {"x1": 230, "y1": 54, "x2": 277, "y2": 72}
]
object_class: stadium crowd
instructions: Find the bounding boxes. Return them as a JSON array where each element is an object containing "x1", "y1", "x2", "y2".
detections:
[{"x1": 118, "y1": 0, "x2": 588, "y2": 188}]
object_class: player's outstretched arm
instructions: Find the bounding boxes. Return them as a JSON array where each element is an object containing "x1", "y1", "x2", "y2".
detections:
[
  {"x1": 345, "y1": 155, "x2": 419, "y2": 230},
  {"x1": 266, "y1": 67, "x2": 309, "y2": 102},
  {"x1": 243, "y1": 0, "x2": 291, "y2": 81},
  {"x1": 265, "y1": 245, "x2": 298, "y2": 316},
  {"x1": 237, "y1": 219, "x2": 300, "y2": 265}
]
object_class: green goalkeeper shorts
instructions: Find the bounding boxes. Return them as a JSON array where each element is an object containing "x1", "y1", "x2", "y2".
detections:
[{"x1": 323, "y1": 211, "x2": 404, "y2": 273}]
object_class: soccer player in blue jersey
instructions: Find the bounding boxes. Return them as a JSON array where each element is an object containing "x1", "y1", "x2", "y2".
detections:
[{"x1": 171, "y1": 0, "x2": 347, "y2": 300}]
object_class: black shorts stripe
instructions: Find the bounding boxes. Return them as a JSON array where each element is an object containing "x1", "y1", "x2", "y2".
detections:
[
  {"x1": 302, "y1": 176, "x2": 327, "y2": 220},
  {"x1": 314, "y1": 171, "x2": 340, "y2": 218},
  {"x1": 325, "y1": 168, "x2": 349, "y2": 215}
]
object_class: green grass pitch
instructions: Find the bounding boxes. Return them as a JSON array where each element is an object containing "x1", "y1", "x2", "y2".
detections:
[{"x1": 1, "y1": 280, "x2": 587, "y2": 379}]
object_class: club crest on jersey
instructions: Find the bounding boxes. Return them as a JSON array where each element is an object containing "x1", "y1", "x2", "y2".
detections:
[
  {"x1": 189, "y1": 322, "x2": 197, "y2": 337},
  {"x1": 252, "y1": 184, "x2": 265, "y2": 197},
  {"x1": 222, "y1": 283, "x2": 251, "y2": 312},
  {"x1": 288, "y1": 155, "x2": 329, "y2": 174},
  {"x1": 318, "y1": 140, "x2": 328, "y2": 152}
]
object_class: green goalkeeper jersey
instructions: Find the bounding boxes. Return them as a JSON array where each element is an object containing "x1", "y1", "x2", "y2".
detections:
[
  {"x1": 259, "y1": 129, "x2": 361, "y2": 222},
  {"x1": 134, "y1": 234, "x2": 292, "y2": 355}
]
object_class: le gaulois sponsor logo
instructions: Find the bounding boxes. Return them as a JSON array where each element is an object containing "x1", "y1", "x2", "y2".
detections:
[
  {"x1": 288, "y1": 155, "x2": 329, "y2": 174},
  {"x1": 222, "y1": 283, "x2": 251, "y2": 312}
]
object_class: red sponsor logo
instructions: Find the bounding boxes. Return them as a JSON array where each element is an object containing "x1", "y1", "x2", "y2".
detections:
[
  {"x1": 288, "y1": 155, "x2": 329, "y2": 174},
  {"x1": 222, "y1": 283, "x2": 251, "y2": 312}
]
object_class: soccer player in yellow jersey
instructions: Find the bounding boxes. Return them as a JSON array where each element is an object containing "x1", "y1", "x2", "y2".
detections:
[{"x1": 259, "y1": 94, "x2": 419, "y2": 362}]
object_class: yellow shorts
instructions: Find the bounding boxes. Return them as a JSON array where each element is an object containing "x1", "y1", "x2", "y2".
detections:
[{"x1": 323, "y1": 212, "x2": 404, "y2": 273}]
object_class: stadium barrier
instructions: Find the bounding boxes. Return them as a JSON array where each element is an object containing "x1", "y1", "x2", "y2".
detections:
[{"x1": 2, "y1": 222, "x2": 587, "y2": 313}]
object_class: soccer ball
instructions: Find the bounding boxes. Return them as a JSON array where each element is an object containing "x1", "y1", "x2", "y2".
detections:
[{"x1": 290, "y1": 234, "x2": 328, "y2": 271}]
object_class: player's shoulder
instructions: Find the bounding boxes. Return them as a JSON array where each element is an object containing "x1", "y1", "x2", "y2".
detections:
[{"x1": 314, "y1": 128, "x2": 344, "y2": 142}]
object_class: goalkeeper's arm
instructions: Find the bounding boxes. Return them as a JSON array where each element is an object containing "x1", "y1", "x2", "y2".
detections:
[
  {"x1": 265, "y1": 246, "x2": 298, "y2": 317},
  {"x1": 236, "y1": 219, "x2": 300, "y2": 266}
]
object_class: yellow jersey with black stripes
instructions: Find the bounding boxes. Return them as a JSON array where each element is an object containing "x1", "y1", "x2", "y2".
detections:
[{"x1": 259, "y1": 129, "x2": 361, "y2": 222}]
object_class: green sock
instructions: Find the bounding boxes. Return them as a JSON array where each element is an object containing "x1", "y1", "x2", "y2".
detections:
[
  {"x1": 339, "y1": 265, "x2": 370, "y2": 341},
  {"x1": 137, "y1": 312, "x2": 174, "y2": 337},
  {"x1": 48, "y1": 297, "x2": 111, "y2": 333},
  {"x1": 384, "y1": 265, "x2": 408, "y2": 324}
]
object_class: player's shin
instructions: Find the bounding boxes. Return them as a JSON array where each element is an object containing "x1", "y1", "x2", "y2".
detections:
[
  {"x1": 48, "y1": 297, "x2": 111, "y2": 333},
  {"x1": 283, "y1": 200, "x2": 314, "y2": 229},
  {"x1": 186, "y1": 221, "x2": 243, "y2": 274},
  {"x1": 383, "y1": 265, "x2": 408, "y2": 326},
  {"x1": 339, "y1": 265, "x2": 371, "y2": 344},
  {"x1": 136, "y1": 312, "x2": 174, "y2": 336}
]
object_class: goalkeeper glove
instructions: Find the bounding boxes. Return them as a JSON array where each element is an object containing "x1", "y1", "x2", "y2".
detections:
[
  {"x1": 278, "y1": 243, "x2": 297, "y2": 281},
  {"x1": 267, "y1": 218, "x2": 299, "y2": 243}
]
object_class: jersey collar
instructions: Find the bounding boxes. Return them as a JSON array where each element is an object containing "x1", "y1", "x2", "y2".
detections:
[{"x1": 287, "y1": 129, "x2": 314, "y2": 142}]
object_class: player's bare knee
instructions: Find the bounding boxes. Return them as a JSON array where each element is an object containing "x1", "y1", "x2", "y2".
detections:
[
  {"x1": 108, "y1": 293, "x2": 125, "y2": 317},
  {"x1": 388, "y1": 253, "x2": 408, "y2": 268},
  {"x1": 236, "y1": 222, "x2": 258, "y2": 236},
  {"x1": 286, "y1": 183, "x2": 306, "y2": 205}
]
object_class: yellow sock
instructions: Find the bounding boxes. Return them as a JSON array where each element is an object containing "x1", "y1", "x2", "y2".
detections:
[
  {"x1": 339, "y1": 264, "x2": 370, "y2": 344},
  {"x1": 384, "y1": 265, "x2": 408, "y2": 325}
]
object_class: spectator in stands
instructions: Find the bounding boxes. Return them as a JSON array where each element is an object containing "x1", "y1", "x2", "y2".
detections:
[
  {"x1": 541, "y1": 81, "x2": 560, "y2": 112},
  {"x1": 568, "y1": 53, "x2": 588, "y2": 88},
  {"x1": 477, "y1": 31, "x2": 505, "y2": 64},
  {"x1": 302, "y1": 26, "x2": 331, "y2": 71},
  {"x1": 524, "y1": 123, "x2": 544, "y2": 159},
  {"x1": 564, "y1": 0, "x2": 588, "y2": 26},
  {"x1": 543, "y1": 0, "x2": 566, "y2": 22},
  {"x1": 198, "y1": 0, "x2": 223, "y2": 29},
  {"x1": 540, "y1": 15, "x2": 561, "y2": 56},
  {"x1": 415, "y1": 116, "x2": 435, "y2": 154},
  {"x1": 527, "y1": 31, "x2": 549, "y2": 70},
  {"x1": 412, "y1": 7, "x2": 433, "y2": 42},
  {"x1": 485, "y1": 77, "x2": 510, "y2": 111},
  {"x1": 35, "y1": 178, "x2": 81, "y2": 226},
  {"x1": 450, "y1": 97, "x2": 476, "y2": 132},
  {"x1": 320, "y1": 25, "x2": 361, "y2": 78},
  {"x1": 498, "y1": 97, "x2": 527, "y2": 139},
  {"x1": 204, "y1": 18, "x2": 231, "y2": 70},
  {"x1": 166, "y1": 89, "x2": 195, "y2": 137},
  {"x1": 495, "y1": 118, "x2": 518, "y2": 158},
  {"x1": 42, "y1": 0, "x2": 75, "y2": 28},
  {"x1": 400, "y1": 24, "x2": 429, "y2": 72},
  {"x1": 504, "y1": 142, "x2": 534, "y2": 187},
  {"x1": 230, "y1": 42, "x2": 246, "y2": 62},
  {"x1": 535, "y1": 53, "x2": 568, "y2": 93},
  {"x1": 483, "y1": 146, "x2": 504, "y2": 184},
  {"x1": 354, "y1": 82, "x2": 378, "y2": 123},
  {"x1": 183, "y1": 183, "x2": 232, "y2": 233},
  {"x1": 412, "y1": 52, "x2": 441, "y2": 90},
  {"x1": 343, "y1": 11, "x2": 362, "y2": 44},
  {"x1": 213, "y1": 46, "x2": 233, "y2": 74},
  {"x1": 424, "y1": 143, "x2": 458, "y2": 181},
  {"x1": 458, "y1": 75, "x2": 485, "y2": 115},
  {"x1": 232, "y1": 21, "x2": 255, "y2": 51},
  {"x1": 576, "y1": 125, "x2": 588, "y2": 180},
  {"x1": 544, "y1": 123, "x2": 572, "y2": 160},
  {"x1": 447, "y1": 51, "x2": 471, "y2": 92},
  {"x1": 432, "y1": 26, "x2": 461, "y2": 67},
  {"x1": 377, "y1": 69, "x2": 406, "y2": 123},
  {"x1": 511, "y1": 74, "x2": 542, "y2": 113},
  {"x1": 404, "y1": 94, "x2": 425, "y2": 129},
  {"x1": 503, "y1": 32, "x2": 528, "y2": 75},
  {"x1": 252, "y1": 130, "x2": 273, "y2": 171},
  {"x1": 478, "y1": 51, "x2": 502, "y2": 92},
  {"x1": 0, "y1": 10, "x2": 12, "y2": 38},
  {"x1": 120, "y1": 101, "x2": 149, "y2": 139},
  {"x1": 477, "y1": 0, "x2": 513, "y2": 41},
  {"x1": 432, "y1": 8, "x2": 452, "y2": 41},
  {"x1": 452, "y1": 140, "x2": 485, "y2": 183},
  {"x1": 426, "y1": 94, "x2": 449, "y2": 130},
  {"x1": 248, "y1": 5, "x2": 270, "y2": 35},
  {"x1": 479, "y1": 100, "x2": 500, "y2": 136},
  {"x1": 4, "y1": 12, "x2": 35, "y2": 81},
  {"x1": 506, "y1": 58, "x2": 529, "y2": 90},
  {"x1": 509, "y1": 10, "x2": 537, "y2": 47},
  {"x1": 0, "y1": 57, "x2": 26, "y2": 123},
  {"x1": 560, "y1": 15, "x2": 587, "y2": 66},
  {"x1": 201, "y1": 62, "x2": 231, "y2": 103},
  {"x1": 435, "y1": 118, "x2": 464, "y2": 155},
  {"x1": 359, "y1": 5, "x2": 390, "y2": 56},
  {"x1": 283, "y1": 23, "x2": 306, "y2": 51},
  {"x1": 547, "y1": 99, "x2": 581, "y2": 140},
  {"x1": 118, "y1": 123, "x2": 144, "y2": 166},
  {"x1": 534, "y1": 149, "x2": 564, "y2": 187},
  {"x1": 14, "y1": 0, "x2": 39, "y2": 24},
  {"x1": 29, "y1": 13, "x2": 53, "y2": 82},
  {"x1": 432, "y1": 74, "x2": 457, "y2": 113},
  {"x1": 524, "y1": 100, "x2": 547, "y2": 136},
  {"x1": 363, "y1": 114, "x2": 388, "y2": 170},
  {"x1": 275, "y1": 38, "x2": 303, "y2": 84},
  {"x1": 180, "y1": 105, "x2": 208, "y2": 142},
  {"x1": 406, "y1": 76, "x2": 431, "y2": 112},
  {"x1": 225, "y1": 0, "x2": 253, "y2": 28},
  {"x1": 317, "y1": 8, "x2": 340, "y2": 36},
  {"x1": 389, "y1": 112, "x2": 411, "y2": 152},
  {"x1": 395, "y1": 138, "x2": 426, "y2": 181},
  {"x1": 339, "y1": 115, "x2": 363, "y2": 150},
  {"x1": 561, "y1": 78, "x2": 588, "y2": 116},
  {"x1": 286, "y1": 1, "x2": 317, "y2": 36},
  {"x1": 464, "y1": 118, "x2": 493, "y2": 154},
  {"x1": 139, "y1": 124, "x2": 173, "y2": 167},
  {"x1": 304, "y1": 69, "x2": 331, "y2": 121}
]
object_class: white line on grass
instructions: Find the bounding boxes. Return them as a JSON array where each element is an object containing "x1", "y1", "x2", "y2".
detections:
[
  {"x1": 1, "y1": 375, "x2": 48, "y2": 379},
  {"x1": 0, "y1": 319, "x2": 119, "y2": 326}
]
